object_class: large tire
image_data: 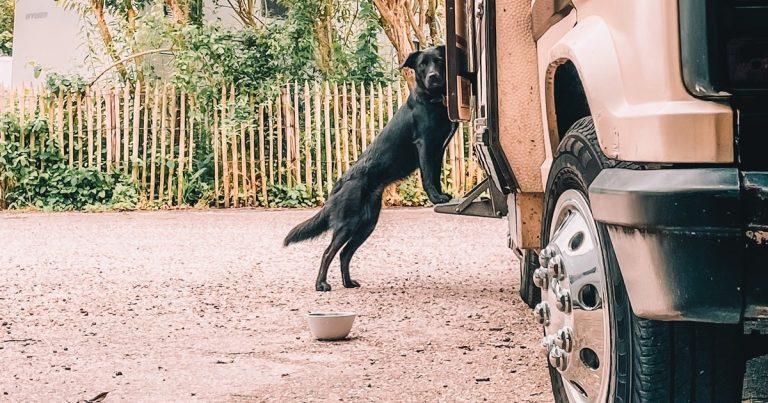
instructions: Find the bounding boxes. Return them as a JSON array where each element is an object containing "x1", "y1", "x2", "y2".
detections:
[{"x1": 541, "y1": 117, "x2": 745, "y2": 402}]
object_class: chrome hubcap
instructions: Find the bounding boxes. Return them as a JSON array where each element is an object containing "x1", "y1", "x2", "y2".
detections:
[{"x1": 534, "y1": 190, "x2": 610, "y2": 402}]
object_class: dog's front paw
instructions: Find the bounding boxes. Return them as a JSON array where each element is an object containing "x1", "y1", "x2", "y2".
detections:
[
  {"x1": 430, "y1": 193, "x2": 451, "y2": 205},
  {"x1": 315, "y1": 282, "x2": 332, "y2": 292},
  {"x1": 343, "y1": 279, "x2": 361, "y2": 288}
]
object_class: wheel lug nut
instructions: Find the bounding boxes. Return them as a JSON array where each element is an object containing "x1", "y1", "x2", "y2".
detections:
[
  {"x1": 549, "y1": 347, "x2": 569, "y2": 372},
  {"x1": 547, "y1": 255, "x2": 564, "y2": 280},
  {"x1": 556, "y1": 288, "x2": 572, "y2": 313},
  {"x1": 555, "y1": 327, "x2": 573, "y2": 353},
  {"x1": 533, "y1": 267, "x2": 549, "y2": 290},
  {"x1": 538, "y1": 246, "x2": 553, "y2": 268},
  {"x1": 534, "y1": 302, "x2": 550, "y2": 326},
  {"x1": 540, "y1": 335, "x2": 554, "y2": 355}
]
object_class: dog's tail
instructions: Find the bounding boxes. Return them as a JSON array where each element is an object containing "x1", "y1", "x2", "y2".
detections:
[{"x1": 283, "y1": 209, "x2": 330, "y2": 246}]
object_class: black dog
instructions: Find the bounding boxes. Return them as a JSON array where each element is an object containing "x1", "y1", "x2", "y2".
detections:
[{"x1": 283, "y1": 46, "x2": 456, "y2": 291}]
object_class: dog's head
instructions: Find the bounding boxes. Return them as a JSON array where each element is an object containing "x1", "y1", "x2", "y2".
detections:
[{"x1": 401, "y1": 45, "x2": 446, "y2": 96}]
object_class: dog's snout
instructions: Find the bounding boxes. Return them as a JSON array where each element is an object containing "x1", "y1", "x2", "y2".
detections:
[{"x1": 426, "y1": 72, "x2": 442, "y2": 85}]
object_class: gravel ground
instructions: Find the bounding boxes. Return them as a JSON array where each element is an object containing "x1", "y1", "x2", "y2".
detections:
[{"x1": 0, "y1": 208, "x2": 550, "y2": 402}]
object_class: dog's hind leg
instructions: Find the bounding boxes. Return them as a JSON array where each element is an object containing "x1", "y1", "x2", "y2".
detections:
[
  {"x1": 315, "y1": 229, "x2": 351, "y2": 292},
  {"x1": 339, "y1": 200, "x2": 382, "y2": 288}
]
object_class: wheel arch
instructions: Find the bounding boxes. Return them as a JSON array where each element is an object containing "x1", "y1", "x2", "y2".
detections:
[{"x1": 545, "y1": 59, "x2": 591, "y2": 157}]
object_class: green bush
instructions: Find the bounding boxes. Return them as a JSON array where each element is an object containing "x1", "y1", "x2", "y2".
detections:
[
  {"x1": 264, "y1": 183, "x2": 321, "y2": 208},
  {"x1": 0, "y1": 113, "x2": 139, "y2": 211}
]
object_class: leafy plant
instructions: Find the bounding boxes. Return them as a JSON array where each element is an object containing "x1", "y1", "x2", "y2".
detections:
[
  {"x1": 395, "y1": 174, "x2": 429, "y2": 206},
  {"x1": 45, "y1": 73, "x2": 90, "y2": 95},
  {"x1": 0, "y1": 132, "x2": 139, "y2": 211},
  {"x1": 264, "y1": 183, "x2": 321, "y2": 207},
  {"x1": 0, "y1": 0, "x2": 13, "y2": 56}
]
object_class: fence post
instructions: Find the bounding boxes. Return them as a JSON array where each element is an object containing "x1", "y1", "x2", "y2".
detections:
[
  {"x1": 77, "y1": 93, "x2": 83, "y2": 167},
  {"x1": 67, "y1": 93, "x2": 74, "y2": 167},
  {"x1": 303, "y1": 82, "x2": 312, "y2": 191},
  {"x1": 282, "y1": 85, "x2": 292, "y2": 187},
  {"x1": 351, "y1": 83, "x2": 358, "y2": 161},
  {"x1": 18, "y1": 87, "x2": 25, "y2": 149},
  {"x1": 57, "y1": 90, "x2": 65, "y2": 155},
  {"x1": 159, "y1": 85, "x2": 168, "y2": 203},
  {"x1": 240, "y1": 121, "x2": 247, "y2": 205},
  {"x1": 142, "y1": 83, "x2": 151, "y2": 189},
  {"x1": 96, "y1": 90, "x2": 103, "y2": 171},
  {"x1": 293, "y1": 81, "x2": 302, "y2": 185},
  {"x1": 313, "y1": 82, "x2": 322, "y2": 195},
  {"x1": 105, "y1": 90, "x2": 113, "y2": 173},
  {"x1": 341, "y1": 83, "x2": 350, "y2": 171},
  {"x1": 258, "y1": 104, "x2": 267, "y2": 204},
  {"x1": 121, "y1": 85, "x2": 129, "y2": 172},
  {"x1": 87, "y1": 90, "x2": 94, "y2": 168},
  {"x1": 167, "y1": 86, "x2": 178, "y2": 204},
  {"x1": 368, "y1": 83, "x2": 375, "y2": 143},
  {"x1": 276, "y1": 92, "x2": 283, "y2": 187},
  {"x1": 323, "y1": 81, "x2": 332, "y2": 194},
  {"x1": 333, "y1": 82, "x2": 341, "y2": 179},
  {"x1": 177, "y1": 91, "x2": 186, "y2": 205},
  {"x1": 377, "y1": 83, "x2": 384, "y2": 133},
  {"x1": 114, "y1": 87, "x2": 122, "y2": 170},
  {"x1": 386, "y1": 83, "x2": 393, "y2": 121},
  {"x1": 188, "y1": 96, "x2": 195, "y2": 172},
  {"x1": 212, "y1": 93, "x2": 220, "y2": 206},
  {"x1": 248, "y1": 95, "x2": 257, "y2": 206},
  {"x1": 149, "y1": 84, "x2": 160, "y2": 201},
  {"x1": 360, "y1": 83, "x2": 367, "y2": 151},
  {"x1": 221, "y1": 84, "x2": 230, "y2": 208},
  {"x1": 130, "y1": 83, "x2": 140, "y2": 180},
  {"x1": 229, "y1": 85, "x2": 239, "y2": 208}
]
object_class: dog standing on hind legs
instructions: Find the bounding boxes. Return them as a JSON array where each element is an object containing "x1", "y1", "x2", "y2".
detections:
[{"x1": 283, "y1": 46, "x2": 457, "y2": 292}]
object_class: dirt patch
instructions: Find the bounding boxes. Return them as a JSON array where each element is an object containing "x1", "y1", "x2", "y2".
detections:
[{"x1": 0, "y1": 208, "x2": 550, "y2": 401}]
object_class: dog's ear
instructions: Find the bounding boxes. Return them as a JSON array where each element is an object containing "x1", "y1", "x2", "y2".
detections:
[
  {"x1": 435, "y1": 45, "x2": 446, "y2": 57},
  {"x1": 400, "y1": 51, "x2": 421, "y2": 70}
]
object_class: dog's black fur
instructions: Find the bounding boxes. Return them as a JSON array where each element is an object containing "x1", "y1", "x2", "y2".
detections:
[{"x1": 283, "y1": 46, "x2": 456, "y2": 291}]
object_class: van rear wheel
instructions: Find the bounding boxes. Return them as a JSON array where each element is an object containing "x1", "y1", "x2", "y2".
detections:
[{"x1": 535, "y1": 117, "x2": 745, "y2": 402}]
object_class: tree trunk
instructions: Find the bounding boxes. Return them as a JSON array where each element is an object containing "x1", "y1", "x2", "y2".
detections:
[
  {"x1": 90, "y1": 0, "x2": 127, "y2": 81},
  {"x1": 313, "y1": 0, "x2": 334, "y2": 77},
  {"x1": 124, "y1": 0, "x2": 145, "y2": 82},
  {"x1": 372, "y1": 0, "x2": 419, "y2": 87},
  {"x1": 426, "y1": 0, "x2": 438, "y2": 44},
  {"x1": 164, "y1": 0, "x2": 188, "y2": 24}
]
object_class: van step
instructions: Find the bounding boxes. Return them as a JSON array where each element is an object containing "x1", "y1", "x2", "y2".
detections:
[{"x1": 433, "y1": 178, "x2": 507, "y2": 218}]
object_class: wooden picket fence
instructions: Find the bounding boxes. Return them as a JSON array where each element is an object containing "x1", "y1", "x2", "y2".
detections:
[{"x1": 0, "y1": 81, "x2": 481, "y2": 209}]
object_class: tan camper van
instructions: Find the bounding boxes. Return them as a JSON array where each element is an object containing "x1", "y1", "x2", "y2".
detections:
[{"x1": 440, "y1": 0, "x2": 768, "y2": 401}]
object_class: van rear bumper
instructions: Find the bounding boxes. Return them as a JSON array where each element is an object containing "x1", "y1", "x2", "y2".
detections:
[{"x1": 589, "y1": 168, "x2": 767, "y2": 326}]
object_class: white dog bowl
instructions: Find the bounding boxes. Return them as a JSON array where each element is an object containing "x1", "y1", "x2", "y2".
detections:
[{"x1": 307, "y1": 312, "x2": 356, "y2": 341}]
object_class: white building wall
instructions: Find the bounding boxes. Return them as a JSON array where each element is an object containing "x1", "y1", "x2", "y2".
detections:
[{"x1": 11, "y1": 1, "x2": 89, "y2": 87}]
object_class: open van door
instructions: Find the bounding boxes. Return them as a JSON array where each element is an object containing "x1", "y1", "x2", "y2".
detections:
[
  {"x1": 445, "y1": 0, "x2": 473, "y2": 122},
  {"x1": 437, "y1": 0, "x2": 513, "y2": 218}
]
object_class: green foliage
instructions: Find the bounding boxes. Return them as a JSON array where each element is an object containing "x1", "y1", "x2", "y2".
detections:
[
  {"x1": 277, "y1": 0, "x2": 322, "y2": 80},
  {"x1": 103, "y1": 0, "x2": 154, "y2": 15},
  {"x1": 182, "y1": 148, "x2": 216, "y2": 207},
  {"x1": 0, "y1": 0, "x2": 12, "y2": 56},
  {"x1": 264, "y1": 183, "x2": 321, "y2": 208},
  {"x1": 0, "y1": 31, "x2": 11, "y2": 57},
  {"x1": 0, "y1": 112, "x2": 139, "y2": 211},
  {"x1": 396, "y1": 174, "x2": 430, "y2": 206},
  {"x1": 171, "y1": 24, "x2": 285, "y2": 101},
  {"x1": 348, "y1": 0, "x2": 387, "y2": 83},
  {"x1": 45, "y1": 73, "x2": 89, "y2": 95}
]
